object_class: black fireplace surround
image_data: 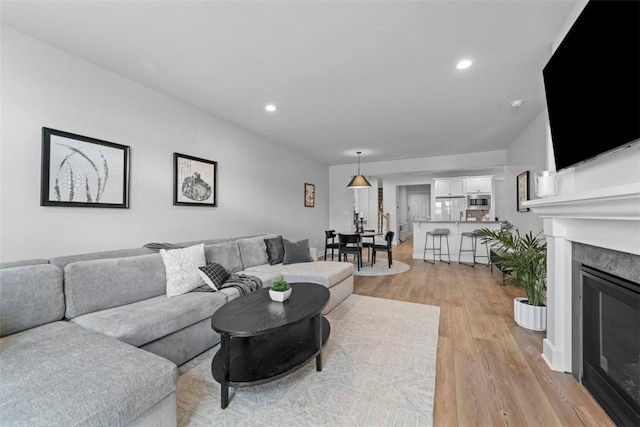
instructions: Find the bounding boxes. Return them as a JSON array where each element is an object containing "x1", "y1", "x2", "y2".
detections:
[{"x1": 572, "y1": 243, "x2": 640, "y2": 426}]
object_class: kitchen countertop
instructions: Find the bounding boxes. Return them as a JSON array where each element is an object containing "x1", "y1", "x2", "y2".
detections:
[{"x1": 412, "y1": 220, "x2": 502, "y2": 260}]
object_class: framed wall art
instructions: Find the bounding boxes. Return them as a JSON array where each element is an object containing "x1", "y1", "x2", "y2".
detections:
[
  {"x1": 516, "y1": 170, "x2": 530, "y2": 212},
  {"x1": 173, "y1": 153, "x2": 217, "y2": 207},
  {"x1": 40, "y1": 127, "x2": 130, "y2": 208},
  {"x1": 304, "y1": 183, "x2": 315, "y2": 207}
]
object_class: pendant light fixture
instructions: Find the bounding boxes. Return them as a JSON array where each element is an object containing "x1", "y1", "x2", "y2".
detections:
[{"x1": 347, "y1": 151, "x2": 372, "y2": 188}]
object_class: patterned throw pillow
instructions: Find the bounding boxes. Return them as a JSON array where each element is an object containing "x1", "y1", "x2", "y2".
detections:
[
  {"x1": 198, "y1": 263, "x2": 231, "y2": 291},
  {"x1": 160, "y1": 243, "x2": 206, "y2": 298},
  {"x1": 264, "y1": 236, "x2": 285, "y2": 265}
]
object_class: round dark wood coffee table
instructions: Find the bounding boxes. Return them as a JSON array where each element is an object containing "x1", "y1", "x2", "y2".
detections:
[{"x1": 210, "y1": 282, "x2": 330, "y2": 408}]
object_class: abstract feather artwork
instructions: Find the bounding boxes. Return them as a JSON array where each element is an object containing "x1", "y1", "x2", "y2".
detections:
[
  {"x1": 173, "y1": 153, "x2": 217, "y2": 207},
  {"x1": 41, "y1": 128, "x2": 130, "y2": 208}
]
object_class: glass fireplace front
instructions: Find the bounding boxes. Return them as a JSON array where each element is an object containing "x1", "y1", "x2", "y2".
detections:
[{"x1": 581, "y1": 265, "x2": 640, "y2": 426}]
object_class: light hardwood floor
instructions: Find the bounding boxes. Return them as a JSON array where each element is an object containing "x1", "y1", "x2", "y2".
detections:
[{"x1": 349, "y1": 236, "x2": 614, "y2": 427}]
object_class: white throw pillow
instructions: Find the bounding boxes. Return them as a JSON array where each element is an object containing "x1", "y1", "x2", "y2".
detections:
[{"x1": 160, "y1": 243, "x2": 206, "y2": 297}]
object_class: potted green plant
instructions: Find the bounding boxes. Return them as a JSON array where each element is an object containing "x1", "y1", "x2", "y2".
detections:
[
  {"x1": 269, "y1": 280, "x2": 292, "y2": 302},
  {"x1": 476, "y1": 226, "x2": 547, "y2": 331}
]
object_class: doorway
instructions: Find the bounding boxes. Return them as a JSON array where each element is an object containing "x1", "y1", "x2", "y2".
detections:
[{"x1": 409, "y1": 193, "x2": 429, "y2": 221}]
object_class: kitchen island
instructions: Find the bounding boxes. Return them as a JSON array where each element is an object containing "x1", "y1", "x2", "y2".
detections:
[{"x1": 412, "y1": 221, "x2": 502, "y2": 263}]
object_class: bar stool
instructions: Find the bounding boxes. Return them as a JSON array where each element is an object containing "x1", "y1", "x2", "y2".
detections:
[
  {"x1": 423, "y1": 228, "x2": 450, "y2": 264},
  {"x1": 458, "y1": 230, "x2": 490, "y2": 267}
]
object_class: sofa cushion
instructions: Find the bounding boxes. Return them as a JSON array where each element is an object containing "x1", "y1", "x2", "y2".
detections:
[
  {"x1": 245, "y1": 261, "x2": 353, "y2": 288},
  {"x1": 280, "y1": 261, "x2": 353, "y2": 287},
  {"x1": 0, "y1": 264, "x2": 64, "y2": 337},
  {"x1": 64, "y1": 253, "x2": 167, "y2": 319},
  {"x1": 204, "y1": 241, "x2": 244, "y2": 273},
  {"x1": 0, "y1": 321, "x2": 177, "y2": 426},
  {"x1": 264, "y1": 235, "x2": 285, "y2": 265},
  {"x1": 198, "y1": 262, "x2": 231, "y2": 290},
  {"x1": 237, "y1": 234, "x2": 277, "y2": 269},
  {"x1": 173, "y1": 237, "x2": 229, "y2": 247},
  {"x1": 283, "y1": 238, "x2": 313, "y2": 264},
  {"x1": 140, "y1": 318, "x2": 218, "y2": 367},
  {"x1": 69, "y1": 292, "x2": 228, "y2": 347},
  {"x1": 160, "y1": 244, "x2": 207, "y2": 297},
  {"x1": 49, "y1": 247, "x2": 154, "y2": 270},
  {"x1": 0, "y1": 259, "x2": 49, "y2": 269}
]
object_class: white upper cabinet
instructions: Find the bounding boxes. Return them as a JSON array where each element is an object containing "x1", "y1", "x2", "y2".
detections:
[
  {"x1": 434, "y1": 178, "x2": 465, "y2": 197},
  {"x1": 465, "y1": 177, "x2": 492, "y2": 194}
]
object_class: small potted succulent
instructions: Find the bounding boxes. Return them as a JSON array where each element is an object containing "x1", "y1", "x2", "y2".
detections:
[{"x1": 269, "y1": 280, "x2": 292, "y2": 302}]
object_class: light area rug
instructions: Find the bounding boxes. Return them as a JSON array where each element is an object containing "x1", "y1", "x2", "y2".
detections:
[
  {"x1": 177, "y1": 294, "x2": 440, "y2": 427},
  {"x1": 352, "y1": 260, "x2": 410, "y2": 277}
]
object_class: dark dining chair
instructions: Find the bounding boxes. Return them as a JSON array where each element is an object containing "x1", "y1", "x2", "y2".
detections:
[
  {"x1": 324, "y1": 230, "x2": 339, "y2": 260},
  {"x1": 360, "y1": 229, "x2": 376, "y2": 264},
  {"x1": 338, "y1": 233, "x2": 363, "y2": 271},
  {"x1": 371, "y1": 231, "x2": 395, "y2": 268}
]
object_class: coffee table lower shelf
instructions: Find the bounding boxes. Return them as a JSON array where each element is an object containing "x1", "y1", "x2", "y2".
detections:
[{"x1": 211, "y1": 316, "x2": 330, "y2": 408}]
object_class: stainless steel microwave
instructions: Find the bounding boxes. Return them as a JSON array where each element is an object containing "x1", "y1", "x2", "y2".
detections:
[{"x1": 467, "y1": 194, "x2": 491, "y2": 210}]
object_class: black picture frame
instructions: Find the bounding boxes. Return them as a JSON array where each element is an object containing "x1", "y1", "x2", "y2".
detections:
[
  {"x1": 304, "y1": 183, "x2": 315, "y2": 207},
  {"x1": 173, "y1": 153, "x2": 217, "y2": 207},
  {"x1": 40, "y1": 127, "x2": 130, "y2": 208},
  {"x1": 517, "y1": 171, "x2": 530, "y2": 212}
]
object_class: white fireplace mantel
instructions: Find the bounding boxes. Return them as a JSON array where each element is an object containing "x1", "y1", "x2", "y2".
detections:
[
  {"x1": 526, "y1": 182, "x2": 640, "y2": 221},
  {"x1": 524, "y1": 182, "x2": 640, "y2": 373}
]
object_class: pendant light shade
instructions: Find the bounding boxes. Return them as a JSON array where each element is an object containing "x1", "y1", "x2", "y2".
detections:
[{"x1": 347, "y1": 151, "x2": 371, "y2": 188}]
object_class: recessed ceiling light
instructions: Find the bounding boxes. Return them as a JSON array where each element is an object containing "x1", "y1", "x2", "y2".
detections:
[
  {"x1": 265, "y1": 104, "x2": 277, "y2": 112},
  {"x1": 511, "y1": 99, "x2": 524, "y2": 108},
  {"x1": 456, "y1": 59, "x2": 472, "y2": 70}
]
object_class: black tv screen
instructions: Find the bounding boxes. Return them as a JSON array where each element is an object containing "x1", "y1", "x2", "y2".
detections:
[{"x1": 543, "y1": 0, "x2": 640, "y2": 171}]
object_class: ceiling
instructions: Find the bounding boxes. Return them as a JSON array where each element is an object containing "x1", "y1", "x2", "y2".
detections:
[{"x1": 1, "y1": 0, "x2": 577, "y2": 166}]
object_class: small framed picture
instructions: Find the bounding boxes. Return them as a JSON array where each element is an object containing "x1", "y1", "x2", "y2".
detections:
[
  {"x1": 173, "y1": 153, "x2": 217, "y2": 207},
  {"x1": 304, "y1": 183, "x2": 315, "y2": 207},
  {"x1": 40, "y1": 127, "x2": 130, "y2": 208},
  {"x1": 517, "y1": 171, "x2": 530, "y2": 212}
]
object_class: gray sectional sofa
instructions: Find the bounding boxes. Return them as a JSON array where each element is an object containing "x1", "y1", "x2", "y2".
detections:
[{"x1": 0, "y1": 234, "x2": 354, "y2": 426}]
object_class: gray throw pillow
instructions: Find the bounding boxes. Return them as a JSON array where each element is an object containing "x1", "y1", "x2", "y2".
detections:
[
  {"x1": 283, "y1": 239, "x2": 313, "y2": 265},
  {"x1": 264, "y1": 236, "x2": 285, "y2": 265}
]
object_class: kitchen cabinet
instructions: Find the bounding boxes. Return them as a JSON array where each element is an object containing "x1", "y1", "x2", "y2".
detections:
[
  {"x1": 465, "y1": 177, "x2": 492, "y2": 194},
  {"x1": 434, "y1": 178, "x2": 465, "y2": 197}
]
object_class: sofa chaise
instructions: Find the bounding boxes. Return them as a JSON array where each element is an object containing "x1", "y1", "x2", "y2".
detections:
[{"x1": 0, "y1": 234, "x2": 354, "y2": 426}]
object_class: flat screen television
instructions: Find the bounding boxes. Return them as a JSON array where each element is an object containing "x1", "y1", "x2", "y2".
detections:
[{"x1": 543, "y1": 0, "x2": 640, "y2": 171}]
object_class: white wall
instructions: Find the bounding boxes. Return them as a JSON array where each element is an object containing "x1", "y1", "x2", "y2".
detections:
[
  {"x1": 0, "y1": 27, "x2": 329, "y2": 262},
  {"x1": 494, "y1": 178, "x2": 507, "y2": 222},
  {"x1": 367, "y1": 179, "x2": 379, "y2": 231},
  {"x1": 397, "y1": 186, "x2": 408, "y2": 226},
  {"x1": 504, "y1": 110, "x2": 547, "y2": 234}
]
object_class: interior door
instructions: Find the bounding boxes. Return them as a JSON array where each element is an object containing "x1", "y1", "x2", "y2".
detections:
[{"x1": 409, "y1": 193, "x2": 429, "y2": 222}]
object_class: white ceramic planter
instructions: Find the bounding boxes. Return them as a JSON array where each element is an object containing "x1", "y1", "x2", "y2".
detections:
[
  {"x1": 269, "y1": 288, "x2": 292, "y2": 302},
  {"x1": 514, "y1": 297, "x2": 547, "y2": 331}
]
